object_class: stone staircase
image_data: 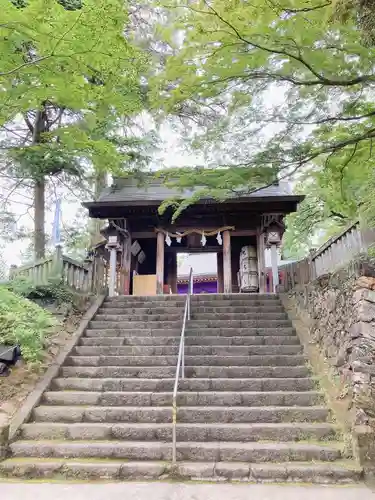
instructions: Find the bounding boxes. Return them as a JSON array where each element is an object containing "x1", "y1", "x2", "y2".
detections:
[{"x1": 0, "y1": 294, "x2": 362, "y2": 482}]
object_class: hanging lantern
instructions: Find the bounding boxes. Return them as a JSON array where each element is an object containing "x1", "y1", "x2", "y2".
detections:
[
  {"x1": 216, "y1": 231, "x2": 222, "y2": 245},
  {"x1": 265, "y1": 223, "x2": 281, "y2": 248},
  {"x1": 176, "y1": 232, "x2": 182, "y2": 243},
  {"x1": 165, "y1": 232, "x2": 172, "y2": 246},
  {"x1": 201, "y1": 231, "x2": 207, "y2": 247}
]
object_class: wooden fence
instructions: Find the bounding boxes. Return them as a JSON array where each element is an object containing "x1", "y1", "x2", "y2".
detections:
[
  {"x1": 278, "y1": 222, "x2": 375, "y2": 292},
  {"x1": 10, "y1": 248, "x2": 108, "y2": 295}
]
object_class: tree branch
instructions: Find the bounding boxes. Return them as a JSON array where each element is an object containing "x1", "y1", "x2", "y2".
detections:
[{"x1": 180, "y1": 2, "x2": 375, "y2": 88}]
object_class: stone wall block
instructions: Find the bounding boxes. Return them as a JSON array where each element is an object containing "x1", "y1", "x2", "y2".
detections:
[
  {"x1": 0, "y1": 413, "x2": 9, "y2": 458},
  {"x1": 358, "y1": 300, "x2": 375, "y2": 322},
  {"x1": 288, "y1": 261, "x2": 375, "y2": 437},
  {"x1": 349, "y1": 321, "x2": 375, "y2": 340}
]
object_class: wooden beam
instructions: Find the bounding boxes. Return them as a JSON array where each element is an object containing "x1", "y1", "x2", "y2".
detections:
[
  {"x1": 223, "y1": 230, "x2": 232, "y2": 294},
  {"x1": 231, "y1": 229, "x2": 258, "y2": 236},
  {"x1": 131, "y1": 231, "x2": 156, "y2": 239},
  {"x1": 156, "y1": 230, "x2": 164, "y2": 295},
  {"x1": 217, "y1": 252, "x2": 224, "y2": 293},
  {"x1": 165, "y1": 246, "x2": 221, "y2": 253}
]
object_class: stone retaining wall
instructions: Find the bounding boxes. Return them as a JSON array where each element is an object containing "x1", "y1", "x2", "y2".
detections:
[{"x1": 287, "y1": 258, "x2": 375, "y2": 426}]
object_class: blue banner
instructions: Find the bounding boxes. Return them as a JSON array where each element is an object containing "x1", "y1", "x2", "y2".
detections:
[{"x1": 52, "y1": 198, "x2": 62, "y2": 247}]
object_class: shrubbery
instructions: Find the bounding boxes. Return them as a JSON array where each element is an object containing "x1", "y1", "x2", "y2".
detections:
[
  {"x1": 6, "y1": 277, "x2": 73, "y2": 304},
  {"x1": 0, "y1": 286, "x2": 57, "y2": 363}
]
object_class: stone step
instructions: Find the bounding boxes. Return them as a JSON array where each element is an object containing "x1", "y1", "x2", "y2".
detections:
[
  {"x1": 193, "y1": 305, "x2": 284, "y2": 312},
  {"x1": 106, "y1": 295, "x2": 186, "y2": 302},
  {"x1": 102, "y1": 300, "x2": 281, "y2": 309},
  {"x1": 9, "y1": 440, "x2": 342, "y2": 462},
  {"x1": 100, "y1": 305, "x2": 286, "y2": 314},
  {"x1": 20, "y1": 422, "x2": 338, "y2": 442},
  {"x1": 101, "y1": 302, "x2": 282, "y2": 310},
  {"x1": 0, "y1": 457, "x2": 361, "y2": 483},
  {"x1": 89, "y1": 319, "x2": 292, "y2": 329},
  {"x1": 192, "y1": 312, "x2": 288, "y2": 320},
  {"x1": 65, "y1": 354, "x2": 306, "y2": 367},
  {"x1": 106, "y1": 294, "x2": 279, "y2": 302},
  {"x1": 190, "y1": 293, "x2": 279, "y2": 299},
  {"x1": 187, "y1": 319, "x2": 292, "y2": 328},
  {"x1": 79, "y1": 335, "x2": 300, "y2": 346},
  {"x1": 73, "y1": 345, "x2": 303, "y2": 356},
  {"x1": 52, "y1": 377, "x2": 316, "y2": 392},
  {"x1": 84, "y1": 327, "x2": 295, "y2": 337},
  {"x1": 60, "y1": 365, "x2": 310, "y2": 379},
  {"x1": 32, "y1": 405, "x2": 329, "y2": 424},
  {"x1": 190, "y1": 300, "x2": 282, "y2": 307},
  {"x1": 94, "y1": 313, "x2": 288, "y2": 322},
  {"x1": 42, "y1": 391, "x2": 324, "y2": 407},
  {"x1": 95, "y1": 314, "x2": 184, "y2": 322}
]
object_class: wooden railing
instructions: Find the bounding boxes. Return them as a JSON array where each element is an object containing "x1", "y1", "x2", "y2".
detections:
[
  {"x1": 278, "y1": 221, "x2": 375, "y2": 292},
  {"x1": 10, "y1": 248, "x2": 108, "y2": 295}
]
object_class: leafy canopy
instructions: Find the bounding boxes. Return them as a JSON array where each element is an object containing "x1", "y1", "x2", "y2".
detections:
[
  {"x1": 151, "y1": 0, "x2": 375, "y2": 225},
  {"x1": 0, "y1": 0, "x2": 148, "y2": 175}
]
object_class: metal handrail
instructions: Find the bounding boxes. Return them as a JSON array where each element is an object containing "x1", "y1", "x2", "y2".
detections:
[{"x1": 172, "y1": 267, "x2": 193, "y2": 464}]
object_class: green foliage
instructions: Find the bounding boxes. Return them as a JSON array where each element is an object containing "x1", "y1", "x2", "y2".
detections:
[
  {"x1": 57, "y1": 0, "x2": 82, "y2": 10},
  {"x1": 7, "y1": 276, "x2": 73, "y2": 304},
  {"x1": 152, "y1": 0, "x2": 375, "y2": 226},
  {"x1": 0, "y1": 0, "x2": 148, "y2": 172},
  {"x1": 9, "y1": 144, "x2": 83, "y2": 180},
  {"x1": 334, "y1": 0, "x2": 375, "y2": 45},
  {"x1": 282, "y1": 131, "x2": 374, "y2": 257},
  {"x1": 156, "y1": 165, "x2": 277, "y2": 220},
  {"x1": 0, "y1": 286, "x2": 56, "y2": 362},
  {"x1": 0, "y1": 0, "x2": 150, "y2": 257}
]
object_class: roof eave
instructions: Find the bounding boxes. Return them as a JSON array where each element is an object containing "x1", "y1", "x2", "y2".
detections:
[{"x1": 82, "y1": 194, "x2": 305, "y2": 210}]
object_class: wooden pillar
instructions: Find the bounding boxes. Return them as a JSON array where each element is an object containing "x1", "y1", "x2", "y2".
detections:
[
  {"x1": 217, "y1": 252, "x2": 224, "y2": 293},
  {"x1": 257, "y1": 231, "x2": 266, "y2": 293},
  {"x1": 168, "y1": 252, "x2": 178, "y2": 294},
  {"x1": 231, "y1": 245, "x2": 240, "y2": 293},
  {"x1": 223, "y1": 230, "x2": 232, "y2": 294},
  {"x1": 156, "y1": 230, "x2": 164, "y2": 295},
  {"x1": 108, "y1": 246, "x2": 118, "y2": 297},
  {"x1": 270, "y1": 244, "x2": 279, "y2": 293},
  {"x1": 122, "y1": 235, "x2": 131, "y2": 295}
]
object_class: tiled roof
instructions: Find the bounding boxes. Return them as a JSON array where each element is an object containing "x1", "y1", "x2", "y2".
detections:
[{"x1": 96, "y1": 178, "x2": 295, "y2": 204}]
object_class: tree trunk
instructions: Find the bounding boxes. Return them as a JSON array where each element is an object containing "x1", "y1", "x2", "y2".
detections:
[
  {"x1": 30, "y1": 107, "x2": 47, "y2": 260},
  {"x1": 89, "y1": 172, "x2": 107, "y2": 246},
  {"x1": 34, "y1": 178, "x2": 45, "y2": 260}
]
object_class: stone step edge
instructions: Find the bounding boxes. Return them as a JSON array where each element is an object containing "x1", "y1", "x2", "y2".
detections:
[
  {"x1": 10, "y1": 439, "x2": 344, "y2": 463},
  {"x1": 21, "y1": 422, "x2": 338, "y2": 430},
  {"x1": 43, "y1": 390, "x2": 322, "y2": 397},
  {"x1": 67, "y1": 355, "x2": 306, "y2": 359},
  {"x1": 33, "y1": 404, "x2": 327, "y2": 411},
  {"x1": 0, "y1": 458, "x2": 362, "y2": 483},
  {"x1": 81, "y1": 335, "x2": 298, "y2": 340},
  {"x1": 53, "y1": 377, "x2": 318, "y2": 381},
  {"x1": 52, "y1": 376, "x2": 318, "y2": 386}
]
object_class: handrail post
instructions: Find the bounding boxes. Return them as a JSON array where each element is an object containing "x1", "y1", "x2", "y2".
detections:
[
  {"x1": 171, "y1": 267, "x2": 193, "y2": 466},
  {"x1": 181, "y1": 336, "x2": 185, "y2": 379},
  {"x1": 172, "y1": 400, "x2": 177, "y2": 464}
]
